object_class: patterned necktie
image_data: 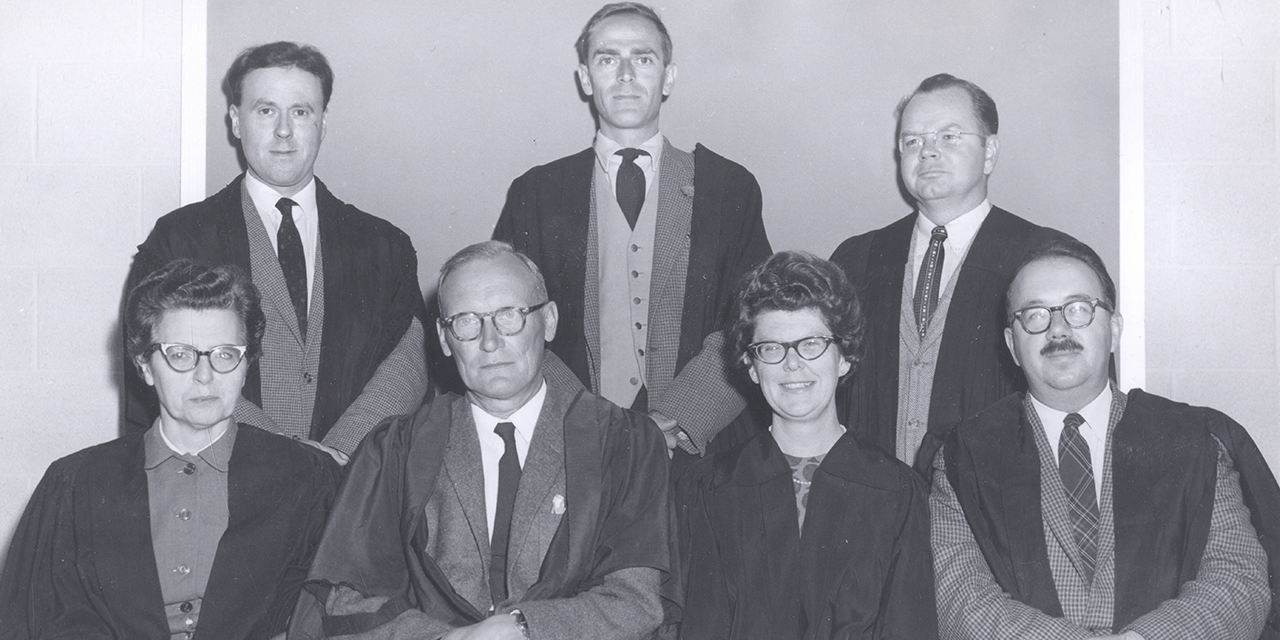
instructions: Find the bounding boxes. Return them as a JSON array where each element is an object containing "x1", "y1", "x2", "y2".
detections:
[
  {"x1": 615, "y1": 148, "x2": 648, "y2": 229},
  {"x1": 1059, "y1": 412, "x2": 1099, "y2": 584},
  {"x1": 275, "y1": 197, "x2": 308, "y2": 341},
  {"x1": 912, "y1": 225, "x2": 947, "y2": 339},
  {"x1": 489, "y1": 422, "x2": 522, "y2": 607}
]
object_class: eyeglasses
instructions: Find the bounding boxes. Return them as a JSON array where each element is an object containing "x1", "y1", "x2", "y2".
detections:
[
  {"x1": 440, "y1": 301, "x2": 550, "y2": 342},
  {"x1": 898, "y1": 129, "x2": 984, "y2": 153},
  {"x1": 149, "y1": 343, "x2": 248, "y2": 374},
  {"x1": 1010, "y1": 299, "x2": 1113, "y2": 335},
  {"x1": 747, "y1": 336, "x2": 836, "y2": 364}
]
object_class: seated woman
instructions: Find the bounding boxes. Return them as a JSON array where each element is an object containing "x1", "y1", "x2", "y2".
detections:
[
  {"x1": 677, "y1": 251, "x2": 937, "y2": 639},
  {"x1": 0, "y1": 259, "x2": 341, "y2": 640}
]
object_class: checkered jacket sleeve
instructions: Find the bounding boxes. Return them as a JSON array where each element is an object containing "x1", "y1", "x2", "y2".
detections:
[
  {"x1": 321, "y1": 318, "x2": 429, "y2": 455},
  {"x1": 930, "y1": 451, "x2": 1094, "y2": 640},
  {"x1": 1123, "y1": 439, "x2": 1271, "y2": 640}
]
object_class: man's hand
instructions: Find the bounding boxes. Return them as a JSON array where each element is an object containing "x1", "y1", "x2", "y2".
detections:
[
  {"x1": 440, "y1": 614, "x2": 525, "y2": 640},
  {"x1": 302, "y1": 439, "x2": 350, "y2": 466},
  {"x1": 649, "y1": 410, "x2": 689, "y2": 455}
]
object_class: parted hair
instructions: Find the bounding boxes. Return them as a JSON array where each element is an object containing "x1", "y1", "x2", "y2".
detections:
[
  {"x1": 575, "y1": 2, "x2": 673, "y2": 65},
  {"x1": 436, "y1": 240, "x2": 549, "y2": 317},
  {"x1": 125, "y1": 259, "x2": 266, "y2": 371},
  {"x1": 223, "y1": 41, "x2": 335, "y2": 108},
  {"x1": 729, "y1": 251, "x2": 866, "y2": 382},
  {"x1": 895, "y1": 72, "x2": 999, "y2": 136},
  {"x1": 1006, "y1": 235, "x2": 1117, "y2": 324}
]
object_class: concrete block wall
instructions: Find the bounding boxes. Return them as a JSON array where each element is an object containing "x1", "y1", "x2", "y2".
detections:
[
  {"x1": 0, "y1": 0, "x2": 182, "y2": 555},
  {"x1": 1144, "y1": 0, "x2": 1280, "y2": 467}
]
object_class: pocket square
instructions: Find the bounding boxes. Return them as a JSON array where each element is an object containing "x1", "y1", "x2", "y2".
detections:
[{"x1": 552, "y1": 494, "x2": 566, "y2": 515}]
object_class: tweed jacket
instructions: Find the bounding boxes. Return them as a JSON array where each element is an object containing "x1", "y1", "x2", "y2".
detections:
[
  {"x1": 829, "y1": 207, "x2": 1064, "y2": 472},
  {"x1": 0, "y1": 425, "x2": 340, "y2": 640},
  {"x1": 124, "y1": 175, "x2": 427, "y2": 447},
  {"x1": 494, "y1": 142, "x2": 771, "y2": 452},
  {"x1": 292, "y1": 366, "x2": 671, "y2": 640},
  {"x1": 931, "y1": 389, "x2": 1271, "y2": 639}
]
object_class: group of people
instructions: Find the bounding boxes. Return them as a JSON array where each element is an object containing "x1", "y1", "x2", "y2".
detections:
[{"x1": 2, "y1": 2, "x2": 1279, "y2": 640}]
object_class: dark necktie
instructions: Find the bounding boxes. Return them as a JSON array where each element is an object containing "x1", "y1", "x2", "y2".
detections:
[
  {"x1": 912, "y1": 225, "x2": 947, "y2": 339},
  {"x1": 615, "y1": 148, "x2": 648, "y2": 229},
  {"x1": 275, "y1": 197, "x2": 308, "y2": 341},
  {"x1": 1059, "y1": 412, "x2": 1099, "y2": 584},
  {"x1": 489, "y1": 422, "x2": 522, "y2": 607}
]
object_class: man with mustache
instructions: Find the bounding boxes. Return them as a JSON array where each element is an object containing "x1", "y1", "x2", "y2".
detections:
[
  {"x1": 830, "y1": 74, "x2": 1066, "y2": 473},
  {"x1": 930, "y1": 236, "x2": 1277, "y2": 639},
  {"x1": 494, "y1": 3, "x2": 771, "y2": 470},
  {"x1": 125, "y1": 42, "x2": 428, "y2": 464}
]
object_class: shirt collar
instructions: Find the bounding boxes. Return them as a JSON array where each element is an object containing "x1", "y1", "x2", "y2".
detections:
[
  {"x1": 244, "y1": 171, "x2": 318, "y2": 222},
  {"x1": 144, "y1": 420, "x2": 238, "y2": 472},
  {"x1": 469, "y1": 378, "x2": 547, "y2": 444},
  {"x1": 1030, "y1": 382, "x2": 1114, "y2": 439},
  {"x1": 914, "y1": 199, "x2": 991, "y2": 246},
  {"x1": 593, "y1": 130, "x2": 665, "y2": 174}
]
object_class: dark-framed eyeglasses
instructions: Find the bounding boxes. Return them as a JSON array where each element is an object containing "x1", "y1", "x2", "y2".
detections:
[
  {"x1": 148, "y1": 343, "x2": 248, "y2": 374},
  {"x1": 440, "y1": 301, "x2": 550, "y2": 342},
  {"x1": 898, "y1": 129, "x2": 984, "y2": 154},
  {"x1": 746, "y1": 336, "x2": 836, "y2": 365},
  {"x1": 1010, "y1": 299, "x2": 1113, "y2": 335}
]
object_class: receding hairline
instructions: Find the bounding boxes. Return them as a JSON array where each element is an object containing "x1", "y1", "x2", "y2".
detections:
[{"x1": 438, "y1": 252, "x2": 547, "y2": 316}]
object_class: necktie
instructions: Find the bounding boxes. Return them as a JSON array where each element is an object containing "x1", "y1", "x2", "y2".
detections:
[
  {"x1": 275, "y1": 198, "x2": 308, "y2": 341},
  {"x1": 489, "y1": 422, "x2": 522, "y2": 607},
  {"x1": 912, "y1": 225, "x2": 947, "y2": 339},
  {"x1": 615, "y1": 148, "x2": 648, "y2": 229},
  {"x1": 1059, "y1": 412, "x2": 1099, "y2": 584}
]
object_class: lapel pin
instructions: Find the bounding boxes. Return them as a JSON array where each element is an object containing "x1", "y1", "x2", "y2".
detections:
[{"x1": 552, "y1": 494, "x2": 566, "y2": 515}]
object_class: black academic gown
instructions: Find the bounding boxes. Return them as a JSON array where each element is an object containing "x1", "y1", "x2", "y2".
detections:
[
  {"x1": 0, "y1": 425, "x2": 341, "y2": 640},
  {"x1": 677, "y1": 432, "x2": 937, "y2": 639}
]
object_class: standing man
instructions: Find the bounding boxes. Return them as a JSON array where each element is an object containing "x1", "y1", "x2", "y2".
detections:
[
  {"x1": 494, "y1": 3, "x2": 772, "y2": 462},
  {"x1": 292, "y1": 241, "x2": 670, "y2": 640},
  {"x1": 931, "y1": 236, "x2": 1276, "y2": 639},
  {"x1": 125, "y1": 42, "x2": 428, "y2": 464},
  {"x1": 830, "y1": 73, "x2": 1064, "y2": 471}
]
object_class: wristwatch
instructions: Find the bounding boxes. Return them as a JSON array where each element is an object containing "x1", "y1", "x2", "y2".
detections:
[{"x1": 508, "y1": 609, "x2": 530, "y2": 638}]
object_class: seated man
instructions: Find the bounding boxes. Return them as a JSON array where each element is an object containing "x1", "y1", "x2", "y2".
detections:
[
  {"x1": 930, "y1": 236, "x2": 1276, "y2": 639},
  {"x1": 292, "y1": 241, "x2": 671, "y2": 640}
]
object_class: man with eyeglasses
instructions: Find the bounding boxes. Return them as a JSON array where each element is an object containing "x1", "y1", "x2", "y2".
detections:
[
  {"x1": 929, "y1": 236, "x2": 1277, "y2": 639},
  {"x1": 292, "y1": 240, "x2": 671, "y2": 640},
  {"x1": 830, "y1": 73, "x2": 1067, "y2": 474}
]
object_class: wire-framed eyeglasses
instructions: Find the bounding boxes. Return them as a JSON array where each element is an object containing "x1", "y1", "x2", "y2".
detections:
[
  {"x1": 1010, "y1": 298, "x2": 1113, "y2": 335},
  {"x1": 746, "y1": 336, "x2": 836, "y2": 364},
  {"x1": 149, "y1": 343, "x2": 248, "y2": 373},
  {"x1": 898, "y1": 129, "x2": 984, "y2": 153},
  {"x1": 440, "y1": 301, "x2": 550, "y2": 341}
]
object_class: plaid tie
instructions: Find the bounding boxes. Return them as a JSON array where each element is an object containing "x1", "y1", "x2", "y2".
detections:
[
  {"x1": 275, "y1": 197, "x2": 308, "y2": 341},
  {"x1": 1059, "y1": 412, "x2": 1099, "y2": 584},
  {"x1": 615, "y1": 148, "x2": 648, "y2": 229},
  {"x1": 912, "y1": 225, "x2": 947, "y2": 338},
  {"x1": 489, "y1": 422, "x2": 522, "y2": 607}
]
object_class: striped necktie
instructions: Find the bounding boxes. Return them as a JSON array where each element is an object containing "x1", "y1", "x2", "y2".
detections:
[{"x1": 1059, "y1": 412, "x2": 1099, "y2": 584}]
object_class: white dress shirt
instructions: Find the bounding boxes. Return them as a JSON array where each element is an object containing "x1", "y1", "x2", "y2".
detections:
[
  {"x1": 469, "y1": 380, "x2": 546, "y2": 541},
  {"x1": 244, "y1": 172, "x2": 319, "y2": 303},
  {"x1": 593, "y1": 130, "x2": 664, "y2": 202},
  {"x1": 910, "y1": 200, "x2": 991, "y2": 290},
  {"x1": 1030, "y1": 384, "x2": 1113, "y2": 504}
]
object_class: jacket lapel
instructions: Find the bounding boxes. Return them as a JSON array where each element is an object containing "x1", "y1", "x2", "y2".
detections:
[
  {"x1": 507, "y1": 382, "x2": 570, "y2": 593},
  {"x1": 443, "y1": 397, "x2": 492, "y2": 565},
  {"x1": 1025, "y1": 398, "x2": 1094, "y2": 584},
  {"x1": 646, "y1": 141, "x2": 695, "y2": 398},
  {"x1": 240, "y1": 184, "x2": 305, "y2": 346}
]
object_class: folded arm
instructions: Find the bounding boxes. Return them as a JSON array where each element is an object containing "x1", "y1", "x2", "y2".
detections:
[
  {"x1": 321, "y1": 318, "x2": 429, "y2": 456},
  {"x1": 650, "y1": 331, "x2": 747, "y2": 455}
]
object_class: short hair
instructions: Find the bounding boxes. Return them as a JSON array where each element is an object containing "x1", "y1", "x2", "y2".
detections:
[
  {"x1": 895, "y1": 73, "x2": 999, "y2": 136},
  {"x1": 436, "y1": 241, "x2": 549, "y2": 316},
  {"x1": 729, "y1": 251, "x2": 866, "y2": 382},
  {"x1": 125, "y1": 259, "x2": 266, "y2": 371},
  {"x1": 223, "y1": 41, "x2": 335, "y2": 108},
  {"x1": 575, "y1": 2, "x2": 673, "y2": 65},
  {"x1": 1006, "y1": 236, "x2": 1117, "y2": 324}
]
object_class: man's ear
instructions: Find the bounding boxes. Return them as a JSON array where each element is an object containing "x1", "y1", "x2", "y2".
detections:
[
  {"x1": 1109, "y1": 310, "x2": 1124, "y2": 353},
  {"x1": 542, "y1": 301, "x2": 559, "y2": 342},
  {"x1": 437, "y1": 321, "x2": 453, "y2": 358},
  {"x1": 229, "y1": 104, "x2": 241, "y2": 140},
  {"x1": 577, "y1": 64, "x2": 593, "y2": 96},
  {"x1": 1004, "y1": 326, "x2": 1021, "y2": 367},
  {"x1": 983, "y1": 134, "x2": 1000, "y2": 176},
  {"x1": 661, "y1": 63, "x2": 677, "y2": 97}
]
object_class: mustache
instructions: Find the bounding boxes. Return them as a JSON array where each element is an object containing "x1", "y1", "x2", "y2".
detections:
[{"x1": 1041, "y1": 339, "x2": 1083, "y2": 356}]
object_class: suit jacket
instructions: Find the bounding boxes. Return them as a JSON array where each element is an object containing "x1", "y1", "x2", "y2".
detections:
[
  {"x1": 494, "y1": 143, "x2": 771, "y2": 451},
  {"x1": 933, "y1": 389, "x2": 1272, "y2": 639},
  {"x1": 677, "y1": 432, "x2": 937, "y2": 639},
  {"x1": 293, "y1": 369, "x2": 671, "y2": 640},
  {"x1": 829, "y1": 207, "x2": 1064, "y2": 472},
  {"x1": 0, "y1": 425, "x2": 341, "y2": 640},
  {"x1": 125, "y1": 175, "x2": 427, "y2": 442}
]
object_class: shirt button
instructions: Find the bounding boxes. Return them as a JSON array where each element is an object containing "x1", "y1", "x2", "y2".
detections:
[
  {"x1": 631, "y1": 270, "x2": 639, "y2": 278},
  {"x1": 629, "y1": 377, "x2": 639, "y2": 386},
  {"x1": 630, "y1": 244, "x2": 639, "y2": 252},
  {"x1": 180, "y1": 601, "x2": 193, "y2": 613},
  {"x1": 176, "y1": 564, "x2": 190, "y2": 575},
  {"x1": 182, "y1": 463, "x2": 195, "y2": 475},
  {"x1": 633, "y1": 297, "x2": 642, "y2": 305},
  {"x1": 176, "y1": 508, "x2": 191, "y2": 521},
  {"x1": 634, "y1": 322, "x2": 642, "y2": 330},
  {"x1": 638, "y1": 348, "x2": 645, "y2": 356},
  {"x1": 303, "y1": 372, "x2": 314, "y2": 383}
]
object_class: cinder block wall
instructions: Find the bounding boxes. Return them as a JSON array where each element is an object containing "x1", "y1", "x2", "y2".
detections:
[
  {"x1": 1143, "y1": 1, "x2": 1280, "y2": 466},
  {"x1": 0, "y1": 0, "x2": 182, "y2": 555}
]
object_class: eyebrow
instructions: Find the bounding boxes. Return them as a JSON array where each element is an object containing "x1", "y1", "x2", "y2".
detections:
[
  {"x1": 1020, "y1": 293, "x2": 1095, "y2": 307},
  {"x1": 592, "y1": 45, "x2": 659, "y2": 58}
]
